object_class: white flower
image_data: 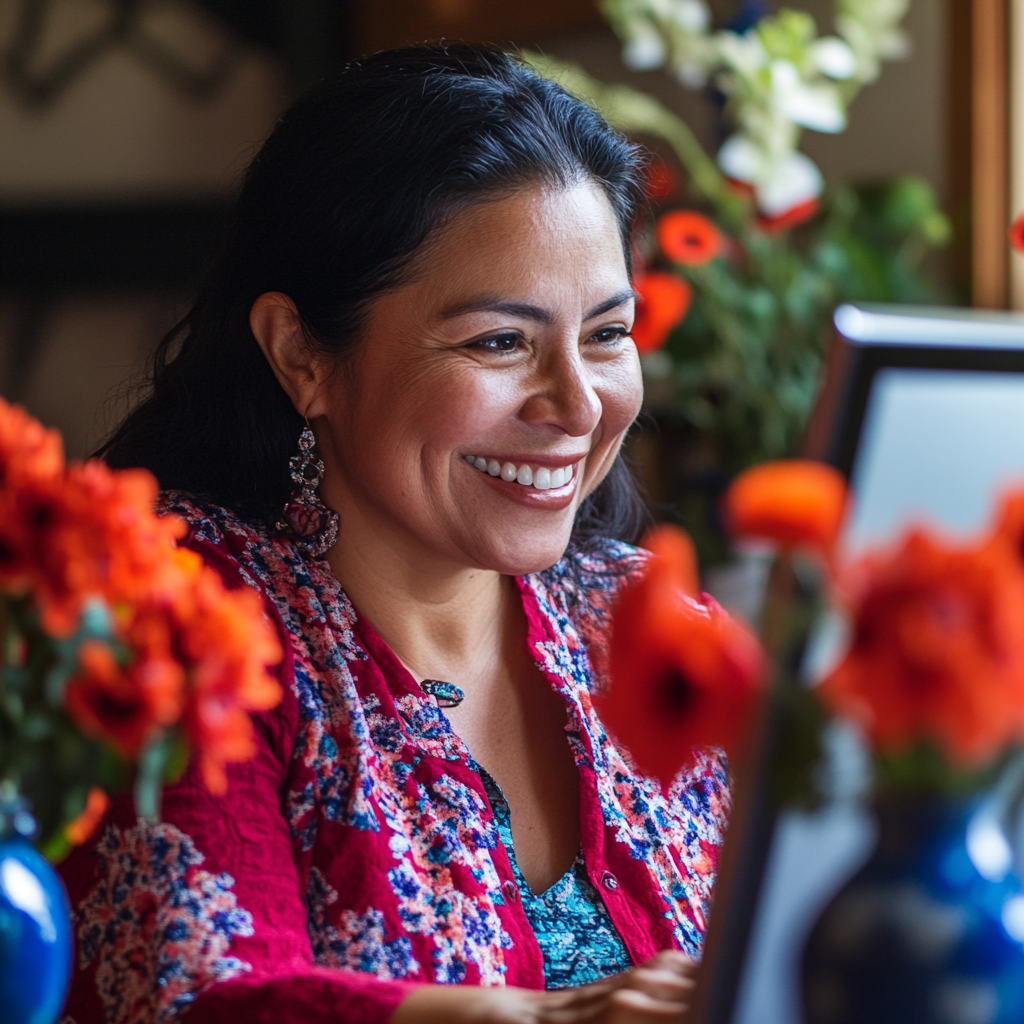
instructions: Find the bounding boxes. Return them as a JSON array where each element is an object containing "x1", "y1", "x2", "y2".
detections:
[
  {"x1": 717, "y1": 134, "x2": 763, "y2": 184},
  {"x1": 717, "y1": 136, "x2": 824, "y2": 216},
  {"x1": 756, "y1": 152, "x2": 823, "y2": 216},
  {"x1": 671, "y1": 0, "x2": 711, "y2": 34},
  {"x1": 810, "y1": 37, "x2": 857, "y2": 79},
  {"x1": 771, "y1": 60, "x2": 846, "y2": 133},
  {"x1": 623, "y1": 24, "x2": 668, "y2": 70}
]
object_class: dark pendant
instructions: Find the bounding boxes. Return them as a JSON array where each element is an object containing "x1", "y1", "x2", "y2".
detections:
[{"x1": 421, "y1": 679, "x2": 465, "y2": 708}]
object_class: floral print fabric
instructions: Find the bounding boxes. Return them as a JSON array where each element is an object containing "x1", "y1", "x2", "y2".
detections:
[
  {"x1": 59, "y1": 494, "x2": 730, "y2": 1024},
  {"x1": 478, "y1": 766, "x2": 634, "y2": 989}
]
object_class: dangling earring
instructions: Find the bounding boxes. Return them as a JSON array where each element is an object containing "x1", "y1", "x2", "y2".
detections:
[{"x1": 276, "y1": 423, "x2": 339, "y2": 558}]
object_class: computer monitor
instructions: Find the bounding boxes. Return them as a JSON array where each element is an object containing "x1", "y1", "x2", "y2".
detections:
[{"x1": 692, "y1": 303, "x2": 1024, "y2": 1024}]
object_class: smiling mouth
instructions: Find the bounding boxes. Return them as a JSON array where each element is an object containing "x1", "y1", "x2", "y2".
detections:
[{"x1": 462, "y1": 455, "x2": 578, "y2": 491}]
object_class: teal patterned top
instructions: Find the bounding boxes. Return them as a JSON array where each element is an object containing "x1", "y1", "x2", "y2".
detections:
[{"x1": 478, "y1": 767, "x2": 634, "y2": 989}]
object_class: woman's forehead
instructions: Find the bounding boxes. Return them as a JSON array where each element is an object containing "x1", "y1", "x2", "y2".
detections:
[{"x1": 407, "y1": 182, "x2": 630, "y2": 306}]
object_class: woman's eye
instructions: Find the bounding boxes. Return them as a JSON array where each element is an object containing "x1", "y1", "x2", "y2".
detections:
[
  {"x1": 473, "y1": 333, "x2": 521, "y2": 353},
  {"x1": 590, "y1": 326, "x2": 630, "y2": 344}
]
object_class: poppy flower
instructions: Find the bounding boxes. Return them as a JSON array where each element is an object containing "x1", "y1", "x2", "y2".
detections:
[
  {"x1": 598, "y1": 524, "x2": 766, "y2": 785},
  {"x1": 631, "y1": 271, "x2": 692, "y2": 353},
  {"x1": 757, "y1": 197, "x2": 819, "y2": 235},
  {"x1": 657, "y1": 210, "x2": 723, "y2": 266},
  {"x1": 724, "y1": 459, "x2": 849, "y2": 558},
  {"x1": 64, "y1": 787, "x2": 111, "y2": 846},
  {"x1": 1010, "y1": 213, "x2": 1024, "y2": 254},
  {"x1": 820, "y1": 529, "x2": 1024, "y2": 766}
]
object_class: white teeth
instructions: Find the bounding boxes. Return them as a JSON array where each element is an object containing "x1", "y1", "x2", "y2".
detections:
[{"x1": 465, "y1": 456, "x2": 575, "y2": 491}]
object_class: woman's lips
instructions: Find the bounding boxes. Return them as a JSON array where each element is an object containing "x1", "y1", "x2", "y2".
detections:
[{"x1": 462, "y1": 453, "x2": 582, "y2": 508}]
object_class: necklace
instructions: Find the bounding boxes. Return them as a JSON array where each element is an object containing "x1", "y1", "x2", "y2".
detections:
[{"x1": 421, "y1": 679, "x2": 465, "y2": 708}]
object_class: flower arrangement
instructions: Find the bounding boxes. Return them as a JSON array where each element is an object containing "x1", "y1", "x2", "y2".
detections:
[
  {"x1": 0, "y1": 398, "x2": 282, "y2": 856},
  {"x1": 527, "y1": 2, "x2": 950, "y2": 558},
  {"x1": 603, "y1": 0, "x2": 911, "y2": 218},
  {"x1": 602, "y1": 460, "x2": 1024, "y2": 800}
]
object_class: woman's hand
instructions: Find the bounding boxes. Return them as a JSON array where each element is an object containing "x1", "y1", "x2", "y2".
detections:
[{"x1": 391, "y1": 949, "x2": 698, "y2": 1024}]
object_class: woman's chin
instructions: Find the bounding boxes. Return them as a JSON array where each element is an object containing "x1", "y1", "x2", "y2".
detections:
[{"x1": 465, "y1": 525, "x2": 577, "y2": 577}]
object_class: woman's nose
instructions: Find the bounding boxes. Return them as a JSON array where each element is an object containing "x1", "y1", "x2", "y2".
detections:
[{"x1": 518, "y1": 345, "x2": 602, "y2": 437}]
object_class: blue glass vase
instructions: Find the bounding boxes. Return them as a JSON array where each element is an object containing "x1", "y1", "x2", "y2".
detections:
[
  {"x1": 801, "y1": 798, "x2": 1024, "y2": 1024},
  {"x1": 0, "y1": 820, "x2": 72, "y2": 1024}
]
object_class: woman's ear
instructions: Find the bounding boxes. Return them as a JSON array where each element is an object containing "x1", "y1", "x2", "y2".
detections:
[{"x1": 250, "y1": 292, "x2": 331, "y2": 417}]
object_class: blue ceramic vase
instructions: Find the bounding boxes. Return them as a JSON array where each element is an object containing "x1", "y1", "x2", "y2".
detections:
[
  {"x1": 0, "y1": 798, "x2": 72, "y2": 1024},
  {"x1": 801, "y1": 798, "x2": 1024, "y2": 1024}
]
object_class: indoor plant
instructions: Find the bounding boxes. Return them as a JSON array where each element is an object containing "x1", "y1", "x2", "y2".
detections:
[{"x1": 0, "y1": 397, "x2": 282, "y2": 1024}]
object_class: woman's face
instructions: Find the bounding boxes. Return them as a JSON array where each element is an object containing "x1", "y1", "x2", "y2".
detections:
[{"x1": 312, "y1": 180, "x2": 643, "y2": 576}]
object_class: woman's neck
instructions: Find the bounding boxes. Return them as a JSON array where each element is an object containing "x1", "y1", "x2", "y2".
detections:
[{"x1": 324, "y1": 505, "x2": 513, "y2": 689}]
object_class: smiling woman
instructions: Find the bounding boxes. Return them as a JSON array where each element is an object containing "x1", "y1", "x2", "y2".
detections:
[{"x1": 62, "y1": 44, "x2": 731, "y2": 1024}]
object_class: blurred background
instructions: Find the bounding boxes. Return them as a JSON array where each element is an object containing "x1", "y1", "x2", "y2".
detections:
[{"x1": 0, "y1": 0, "x2": 1017, "y2": 500}]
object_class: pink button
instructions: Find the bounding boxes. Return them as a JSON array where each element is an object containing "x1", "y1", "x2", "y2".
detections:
[
  {"x1": 601, "y1": 871, "x2": 619, "y2": 891},
  {"x1": 503, "y1": 879, "x2": 520, "y2": 903}
]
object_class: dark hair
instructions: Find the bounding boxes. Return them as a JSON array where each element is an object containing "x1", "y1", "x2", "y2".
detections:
[{"x1": 102, "y1": 43, "x2": 650, "y2": 545}]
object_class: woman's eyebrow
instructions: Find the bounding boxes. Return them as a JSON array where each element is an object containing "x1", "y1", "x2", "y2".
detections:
[
  {"x1": 439, "y1": 290, "x2": 636, "y2": 324},
  {"x1": 585, "y1": 290, "x2": 636, "y2": 319}
]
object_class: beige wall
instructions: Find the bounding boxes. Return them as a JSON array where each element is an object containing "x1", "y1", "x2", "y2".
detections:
[{"x1": 0, "y1": 0, "x2": 951, "y2": 457}]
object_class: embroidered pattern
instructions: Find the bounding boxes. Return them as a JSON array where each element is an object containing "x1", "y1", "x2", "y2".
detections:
[
  {"x1": 77, "y1": 821, "x2": 253, "y2": 1024},
  {"x1": 307, "y1": 867, "x2": 419, "y2": 977},
  {"x1": 149, "y1": 494, "x2": 729, "y2": 988}
]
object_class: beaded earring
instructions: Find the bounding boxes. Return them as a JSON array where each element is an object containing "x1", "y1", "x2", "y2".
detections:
[{"x1": 276, "y1": 424, "x2": 339, "y2": 558}]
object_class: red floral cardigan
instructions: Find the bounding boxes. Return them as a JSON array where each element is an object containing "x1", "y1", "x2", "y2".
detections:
[{"x1": 58, "y1": 495, "x2": 729, "y2": 1024}]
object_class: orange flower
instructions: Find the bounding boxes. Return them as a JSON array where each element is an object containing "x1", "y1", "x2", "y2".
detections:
[
  {"x1": 724, "y1": 459, "x2": 849, "y2": 557},
  {"x1": 657, "y1": 211, "x2": 723, "y2": 266},
  {"x1": 65, "y1": 638, "x2": 185, "y2": 758},
  {"x1": 1010, "y1": 212, "x2": 1024, "y2": 254},
  {"x1": 631, "y1": 271, "x2": 692, "y2": 353},
  {"x1": 993, "y1": 487, "x2": 1024, "y2": 564},
  {"x1": 0, "y1": 396, "x2": 63, "y2": 489},
  {"x1": 1, "y1": 401, "x2": 283, "y2": 795},
  {"x1": 64, "y1": 787, "x2": 111, "y2": 846},
  {"x1": 821, "y1": 529, "x2": 1024, "y2": 766},
  {"x1": 169, "y1": 566, "x2": 283, "y2": 793},
  {"x1": 757, "y1": 198, "x2": 819, "y2": 235},
  {"x1": 598, "y1": 525, "x2": 766, "y2": 784}
]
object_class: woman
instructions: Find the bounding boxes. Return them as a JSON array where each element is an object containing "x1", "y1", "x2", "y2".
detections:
[{"x1": 60, "y1": 44, "x2": 729, "y2": 1024}]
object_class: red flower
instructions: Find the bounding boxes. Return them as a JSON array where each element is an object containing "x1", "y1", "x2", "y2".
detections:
[
  {"x1": 657, "y1": 211, "x2": 723, "y2": 266},
  {"x1": 170, "y1": 566, "x2": 283, "y2": 794},
  {"x1": 631, "y1": 271, "x2": 692, "y2": 353},
  {"x1": 1010, "y1": 212, "x2": 1024, "y2": 254},
  {"x1": 642, "y1": 159, "x2": 680, "y2": 199},
  {"x1": 65, "y1": 638, "x2": 185, "y2": 758},
  {"x1": 0, "y1": 397, "x2": 63, "y2": 489},
  {"x1": 757, "y1": 198, "x2": 819, "y2": 235},
  {"x1": 598, "y1": 525, "x2": 766, "y2": 785},
  {"x1": 821, "y1": 529, "x2": 1024, "y2": 766},
  {"x1": 724, "y1": 459, "x2": 849, "y2": 558}
]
